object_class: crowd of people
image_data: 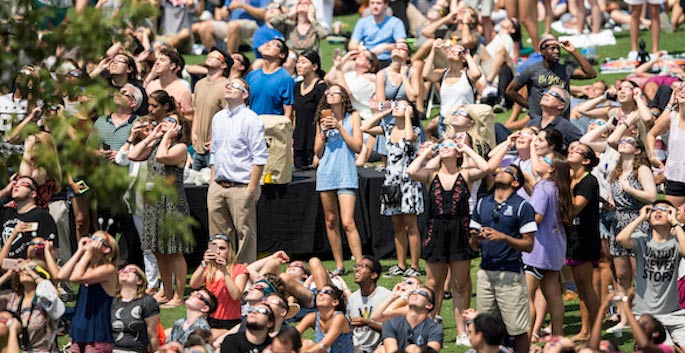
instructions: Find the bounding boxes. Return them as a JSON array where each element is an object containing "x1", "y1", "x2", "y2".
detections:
[{"x1": 2, "y1": 0, "x2": 685, "y2": 352}]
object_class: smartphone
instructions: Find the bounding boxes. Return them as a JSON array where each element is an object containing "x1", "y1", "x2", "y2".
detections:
[
  {"x1": 34, "y1": 244, "x2": 45, "y2": 256},
  {"x1": 75, "y1": 180, "x2": 90, "y2": 193},
  {"x1": 208, "y1": 243, "x2": 218, "y2": 253},
  {"x1": 1, "y1": 258, "x2": 21, "y2": 271},
  {"x1": 102, "y1": 143, "x2": 111, "y2": 151},
  {"x1": 25, "y1": 222, "x2": 39, "y2": 232}
]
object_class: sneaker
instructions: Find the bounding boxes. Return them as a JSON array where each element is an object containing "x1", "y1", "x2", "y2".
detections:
[
  {"x1": 456, "y1": 333, "x2": 472, "y2": 346},
  {"x1": 482, "y1": 85, "x2": 498, "y2": 99},
  {"x1": 384, "y1": 265, "x2": 406, "y2": 277},
  {"x1": 492, "y1": 103, "x2": 506, "y2": 114},
  {"x1": 444, "y1": 291, "x2": 453, "y2": 300},
  {"x1": 434, "y1": 315, "x2": 443, "y2": 324},
  {"x1": 606, "y1": 322, "x2": 625, "y2": 333},
  {"x1": 331, "y1": 268, "x2": 347, "y2": 276},
  {"x1": 404, "y1": 267, "x2": 422, "y2": 277}
]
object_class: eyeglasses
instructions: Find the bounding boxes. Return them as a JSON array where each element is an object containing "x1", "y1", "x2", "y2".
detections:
[
  {"x1": 247, "y1": 306, "x2": 274, "y2": 319},
  {"x1": 191, "y1": 291, "x2": 212, "y2": 306},
  {"x1": 227, "y1": 82, "x2": 248, "y2": 93},
  {"x1": 544, "y1": 89, "x2": 566, "y2": 103},
  {"x1": 618, "y1": 138, "x2": 636, "y2": 146},
  {"x1": 409, "y1": 289, "x2": 433, "y2": 304},
  {"x1": 90, "y1": 235, "x2": 111, "y2": 249},
  {"x1": 495, "y1": 166, "x2": 518, "y2": 181},
  {"x1": 325, "y1": 89, "x2": 342, "y2": 96},
  {"x1": 162, "y1": 116, "x2": 178, "y2": 124},
  {"x1": 354, "y1": 263, "x2": 373, "y2": 270},
  {"x1": 491, "y1": 202, "x2": 505, "y2": 222},
  {"x1": 452, "y1": 109, "x2": 471, "y2": 119}
]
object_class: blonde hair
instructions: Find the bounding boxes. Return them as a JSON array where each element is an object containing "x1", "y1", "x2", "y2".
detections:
[
  {"x1": 443, "y1": 104, "x2": 496, "y2": 157},
  {"x1": 29, "y1": 131, "x2": 63, "y2": 193},
  {"x1": 205, "y1": 238, "x2": 237, "y2": 283}
]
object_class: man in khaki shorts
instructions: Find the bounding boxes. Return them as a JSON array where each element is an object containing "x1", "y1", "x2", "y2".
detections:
[
  {"x1": 469, "y1": 165, "x2": 537, "y2": 353},
  {"x1": 195, "y1": 0, "x2": 271, "y2": 53}
]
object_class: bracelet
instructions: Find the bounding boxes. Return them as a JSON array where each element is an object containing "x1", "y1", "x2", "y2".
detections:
[
  {"x1": 620, "y1": 121, "x2": 629, "y2": 129},
  {"x1": 126, "y1": 139, "x2": 134, "y2": 144}
]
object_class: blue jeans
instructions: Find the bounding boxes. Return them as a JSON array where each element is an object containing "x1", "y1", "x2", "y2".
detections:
[{"x1": 192, "y1": 152, "x2": 211, "y2": 171}]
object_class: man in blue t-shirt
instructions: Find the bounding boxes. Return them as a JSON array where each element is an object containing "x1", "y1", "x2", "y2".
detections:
[
  {"x1": 245, "y1": 39, "x2": 294, "y2": 118},
  {"x1": 349, "y1": 0, "x2": 406, "y2": 64},
  {"x1": 469, "y1": 165, "x2": 537, "y2": 353},
  {"x1": 195, "y1": 0, "x2": 270, "y2": 53}
]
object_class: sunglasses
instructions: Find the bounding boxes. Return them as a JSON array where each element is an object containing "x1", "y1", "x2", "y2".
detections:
[
  {"x1": 435, "y1": 141, "x2": 458, "y2": 150},
  {"x1": 208, "y1": 51, "x2": 225, "y2": 62},
  {"x1": 16, "y1": 181, "x2": 36, "y2": 190},
  {"x1": 91, "y1": 235, "x2": 111, "y2": 249},
  {"x1": 262, "y1": 297, "x2": 288, "y2": 311},
  {"x1": 119, "y1": 267, "x2": 143, "y2": 278},
  {"x1": 652, "y1": 205, "x2": 670, "y2": 212},
  {"x1": 192, "y1": 291, "x2": 212, "y2": 306},
  {"x1": 541, "y1": 156, "x2": 554, "y2": 167},
  {"x1": 496, "y1": 166, "x2": 518, "y2": 181},
  {"x1": 112, "y1": 56, "x2": 129, "y2": 64},
  {"x1": 540, "y1": 43, "x2": 559, "y2": 50},
  {"x1": 251, "y1": 283, "x2": 266, "y2": 292},
  {"x1": 67, "y1": 70, "x2": 83, "y2": 78},
  {"x1": 288, "y1": 262, "x2": 305, "y2": 270},
  {"x1": 227, "y1": 82, "x2": 248, "y2": 93},
  {"x1": 247, "y1": 306, "x2": 274, "y2": 319},
  {"x1": 452, "y1": 110, "x2": 471, "y2": 119},
  {"x1": 393, "y1": 44, "x2": 410, "y2": 53},
  {"x1": 618, "y1": 138, "x2": 636, "y2": 146},
  {"x1": 569, "y1": 146, "x2": 591, "y2": 158},
  {"x1": 409, "y1": 289, "x2": 433, "y2": 304},
  {"x1": 319, "y1": 288, "x2": 337, "y2": 297},
  {"x1": 121, "y1": 92, "x2": 135, "y2": 99},
  {"x1": 29, "y1": 240, "x2": 44, "y2": 246},
  {"x1": 544, "y1": 89, "x2": 566, "y2": 103},
  {"x1": 162, "y1": 117, "x2": 178, "y2": 124},
  {"x1": 210, "y1": 234, "x2": 230, "y2": 242},
  {"x1": 325, "y1": 89, "x2": 342, "y2": 96}
]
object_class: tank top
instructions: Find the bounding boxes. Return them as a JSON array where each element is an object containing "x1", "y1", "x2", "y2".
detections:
[
  {"x1": 314, "y1": 312, "x2": 354, "y2": 353},
  {"x1": 70, "y1": 283, "x2": 114, "y2": 343},
  {"x1": 382, "y1": 67, "x2": 411, "y2": 101},
  {"x1": 665, "y1": 111, "x2": 685, "y2": 182},
  {"x1": 316, "y1": 113, "x2": 359, "y2": 191},
  {"x1": 428, "y1": 173, "x2": 470, "y2": 219},
  {"x1": 439, "y1": 69, "x2": 474, "y2": 118},
  {"x1": 343, "y1": 71, "x2": 374, "y2": 121}
]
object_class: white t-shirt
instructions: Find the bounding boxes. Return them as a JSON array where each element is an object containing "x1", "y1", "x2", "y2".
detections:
[
  {"x1": 346, "y1": 286, "x2": 392, "y2": 353},
  {"x1": 0, "y1": 93, "x2": 27, "y2": 134},
  {"x1": 485, "y1": 32, "x2": 515, "y2": 60}
]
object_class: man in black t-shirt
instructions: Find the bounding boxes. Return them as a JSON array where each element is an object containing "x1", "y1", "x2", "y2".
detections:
[
  {"x1": 221, "y1": 303, "x2": 274, "y2": 353},
  {"x1": 0, "y1": 176, "x2": 58, "y2": 258},
  {"x1": 506, "y1": 36, "x2": 596, "y2": 122}
]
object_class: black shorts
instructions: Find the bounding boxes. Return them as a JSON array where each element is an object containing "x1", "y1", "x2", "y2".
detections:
[
  {"x1": 207, "y1": 317, "x2": 241, "y2": 330},
  {"x1": 523, "y1": 264, "x2": 547, "y2": 280},
  {"x1": 665, "y1": 179, "x2": 685, "y2": 197}
]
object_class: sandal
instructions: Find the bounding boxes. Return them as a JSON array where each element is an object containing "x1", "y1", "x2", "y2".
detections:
[{"x1": 331, "y1": 268, "x2": 347, "y2": 276}]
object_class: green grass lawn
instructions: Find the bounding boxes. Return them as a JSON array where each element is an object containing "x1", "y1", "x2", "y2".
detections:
[
  {"x1": 160, "y1": 12, "x2": 685, "y2": 353},
  {"x1": 83, "y1": 259, "x2": 636, "y2": 353}
]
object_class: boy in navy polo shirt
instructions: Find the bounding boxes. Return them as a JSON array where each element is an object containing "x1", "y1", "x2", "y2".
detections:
[{"x1": 469, "y1": 165, "x2": 537, "y2": 353}]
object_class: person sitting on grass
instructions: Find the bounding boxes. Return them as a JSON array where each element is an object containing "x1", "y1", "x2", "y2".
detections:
[
  {"x1": 462, "y1": 309, "x2": 510, "y2": 353},
  {"x1": 164, "y1": 289, "x2": 217, "y2": 346}
]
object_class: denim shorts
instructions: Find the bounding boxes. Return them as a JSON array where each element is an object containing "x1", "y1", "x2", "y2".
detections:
[{"x1": 337, "y1": 188, "x2": 357, "y2": 195}]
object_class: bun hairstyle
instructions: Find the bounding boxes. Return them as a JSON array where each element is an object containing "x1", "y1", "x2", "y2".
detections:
[{"x1": 299, "y1": 50, "x2": 326, "y2": 79}]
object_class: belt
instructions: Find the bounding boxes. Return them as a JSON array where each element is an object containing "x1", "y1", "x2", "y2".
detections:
[{"x1": 216, "y1": 180, "x2": 248, "y2": 188}]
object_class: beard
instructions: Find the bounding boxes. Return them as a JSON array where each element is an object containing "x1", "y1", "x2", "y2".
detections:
[
  {"x1": 246, "y1": 320, "x2": 268, "y2": 332},
  {"x1": 493, "y1": 181, "x2": 511, "y2": 190}
]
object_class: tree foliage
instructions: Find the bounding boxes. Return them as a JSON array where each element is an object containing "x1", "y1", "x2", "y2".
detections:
[{"x1": 1, "y1": 0, "x2": 197, "y2": 246}]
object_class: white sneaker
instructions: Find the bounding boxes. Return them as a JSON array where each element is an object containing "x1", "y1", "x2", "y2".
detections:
[
  {"x1": 482, "y1": 85, "x2": 498, "y2": 99},
  {"x1": 456, "y1": 333, "x2": 471, "y2": 346}
]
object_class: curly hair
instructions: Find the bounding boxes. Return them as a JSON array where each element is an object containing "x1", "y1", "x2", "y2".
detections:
[{"x1": 314, "y1": 85, "x2": 355, "y2": 124}]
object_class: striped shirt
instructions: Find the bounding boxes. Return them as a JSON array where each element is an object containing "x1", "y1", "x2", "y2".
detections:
[{"x1": 92, "y1": 114, "x2": 138, "y2": 151}]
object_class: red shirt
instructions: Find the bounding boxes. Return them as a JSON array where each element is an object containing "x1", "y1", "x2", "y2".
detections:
[{"x1": 206, "y1": 263, "x2": 249, "y2": 320}]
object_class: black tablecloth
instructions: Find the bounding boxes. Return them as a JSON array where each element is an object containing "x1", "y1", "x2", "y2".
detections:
[{"x1": 183, "y1": 167, "x2": 399, "y2": 264}]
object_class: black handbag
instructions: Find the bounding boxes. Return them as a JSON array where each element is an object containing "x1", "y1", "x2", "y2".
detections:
[{"x1": 380, "y1": 184, "x2": 402, "y2": 204}]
